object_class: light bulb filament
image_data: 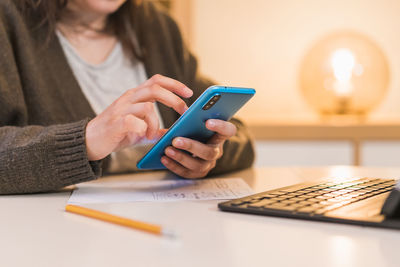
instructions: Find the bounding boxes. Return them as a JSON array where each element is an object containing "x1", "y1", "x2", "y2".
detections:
[{"x1": 331, "y1": 49, "x2": 355, "y2": 96}]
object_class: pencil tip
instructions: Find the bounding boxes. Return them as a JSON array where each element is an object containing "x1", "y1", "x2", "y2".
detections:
[{"x1": 162, "y1": 228, "x2": 177, "y2": 239}]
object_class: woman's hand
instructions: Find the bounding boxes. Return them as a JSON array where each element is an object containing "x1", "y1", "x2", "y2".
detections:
[
  {"x1": 85, "y1": 74, "x2": 193, "y2": 161},
  {"x1": 161, "y1": 119, "x2": 237, "y2": 178}
]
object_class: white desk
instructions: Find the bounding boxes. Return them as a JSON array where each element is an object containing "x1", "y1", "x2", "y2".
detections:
[{"x1": 1, "y1": 166, "x2": 400, "y2": 267}]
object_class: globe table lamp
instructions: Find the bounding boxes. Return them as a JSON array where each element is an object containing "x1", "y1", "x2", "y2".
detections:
[{"x1": 299, "y1": 31, "x2": 390, "y2": 119}]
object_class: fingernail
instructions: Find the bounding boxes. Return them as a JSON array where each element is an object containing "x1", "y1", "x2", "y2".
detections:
[
  {"x1": 208, "y1": 120, "x2": 216, "y2": 128},
  {"x1": 161, "y1": 157, "x2": 169, "y2": 165},
  {"x1": 166, "y1": 147, "x2": 176, "y2": 157},
  {"x1": 185, "y1": 87, "x2": 193, "y2": 97},
  {"x1": 173, "y1": 138, "x2": 184, "y2": 148}
]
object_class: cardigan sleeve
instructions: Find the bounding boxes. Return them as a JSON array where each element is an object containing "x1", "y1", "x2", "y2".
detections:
[
  {"x1": 155, "y1": 7, "x2": 256, "y2": 174},
  {"x1": 0, "y1": 3, "x2": 102, "y2": 194},
  {"x1": 0, "y1": 122, "x2": 102, "y2": 194}
]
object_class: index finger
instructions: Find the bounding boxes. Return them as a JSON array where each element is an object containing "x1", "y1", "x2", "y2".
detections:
[
  {"x1": 131, "y1": 84, "x2": 189, "y2": 114},
  {"x1": 142, "y1": 74, "x2": 193, "y2": 98}
]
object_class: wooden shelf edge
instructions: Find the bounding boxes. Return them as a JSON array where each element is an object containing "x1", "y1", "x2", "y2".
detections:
[{"x1": 248, "y1": 123, "x2": 400, "y2": 140}]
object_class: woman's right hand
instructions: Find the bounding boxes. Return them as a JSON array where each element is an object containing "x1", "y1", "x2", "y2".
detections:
[{"x1": 85, "y1": 74, "x2": 193, "y2": 161}]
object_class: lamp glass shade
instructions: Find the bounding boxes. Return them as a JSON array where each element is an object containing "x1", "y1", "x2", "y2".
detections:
[{"x1": 299, "y1": 31, "x2": 390, "y2": 116}]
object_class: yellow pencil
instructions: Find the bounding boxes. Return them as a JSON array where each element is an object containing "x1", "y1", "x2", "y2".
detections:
[{"x1": 65, "y1": 204, "x2": 174, "y2": 237}]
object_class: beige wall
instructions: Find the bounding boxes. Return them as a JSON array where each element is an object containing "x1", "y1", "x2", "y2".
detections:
[{"x1": 171, "y1": 0, "x2": 400, "y2": 122}]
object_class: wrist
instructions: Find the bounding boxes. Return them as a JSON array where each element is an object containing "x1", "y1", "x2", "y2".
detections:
[{"x1": 85, "y1": 120, "x2": 101, "y2": 161}]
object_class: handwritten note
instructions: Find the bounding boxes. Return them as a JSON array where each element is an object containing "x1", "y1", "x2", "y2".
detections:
[{"x1": 68, "y1": 178, "x2": 253, "y2": 204}]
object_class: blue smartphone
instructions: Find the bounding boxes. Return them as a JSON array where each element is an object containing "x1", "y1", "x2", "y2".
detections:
[{"x1": 136, "y1": 85, "x2": 256, "y2": 169}]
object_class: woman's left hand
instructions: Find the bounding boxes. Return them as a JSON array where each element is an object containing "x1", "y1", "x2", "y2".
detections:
[{"x1": 161, "y1": 119, "x2": 236, "y2": 178}]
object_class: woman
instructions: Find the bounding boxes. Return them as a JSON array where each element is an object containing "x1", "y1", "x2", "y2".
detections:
[{"x1": 0, "y1": 0, "x2": 254, "y2": 194}]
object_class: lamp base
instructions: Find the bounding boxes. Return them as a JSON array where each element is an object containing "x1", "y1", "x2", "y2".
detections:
[{"x1": 319, "y1": 112, "x2": 368, "y2": 124}]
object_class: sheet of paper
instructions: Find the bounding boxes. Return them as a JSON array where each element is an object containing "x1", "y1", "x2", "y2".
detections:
[{"x1": 68, "y1": 177, "x2": 253, "y2": 204}]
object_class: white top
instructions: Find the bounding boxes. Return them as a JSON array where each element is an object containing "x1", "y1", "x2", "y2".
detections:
[{"x1": 57, "y1": 31, "x2": 163, "y2": 172}]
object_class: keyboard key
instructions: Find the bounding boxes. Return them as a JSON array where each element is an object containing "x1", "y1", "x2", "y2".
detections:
[
  {"x1": 337, "y1": 189, "x2": 354, "y2": 193},
  {"x1": 272, "y1": 196, "x2": 290, "y2": 201},
  {"x1": 283, "y1": 194, "x2": 297, "y2": 198},
  {"x1": 313, "y1": 209, "x2": 328, "y2": 215},
  {"x1": 235, "y1": 196, "x2": 254, "y2": 202},
  {"x1": 266, "y1": 203, "x2": 290, "y2": 209},
  {"x1": 318, "y1": 201, "x2": 334, "y2": 206},
  {"x1": 230, "y1": 200, "x2": 248, "y2": 206},
  {"x1": 327, "y1": 198, "x2": 342, "y2": 203},
  {"x1": 295, "y1": 190, "x2": 312, "y2": 194},
  {"x1": 294, "y1": 195, "x2": 309, "y2": 199},
  {"x1": 297, "y1": 206, "x2": 316, "y2": 213},
  {"x1": 304, "y1": 198, "x2": 321, "y2": 203},
  {"x1": 267, "y1": 191, "x2": 286, "y2": 196},
  {"x1": 357, "y1": 188, "x2": 372, "y2": 193},
  {"x1": 277, "y1": 190, "x2": 296, "y2": 194},
  {"x1": 247, "y1": 199, "x2": 277, "y2": 209},
  {"x1": 297, "y1": 200, "x2": 316, "y2": 205},
  {"x1": 321, "y1": 189, "x2": 333, "y2": 193},
  {"x1": 339, "y1": 195, "x2": 355, "y2": 201},
  {"x1": 310, "y1": 203, "x2": 325, "y2": 209},
  {"x1": 261, "y1": 194, "x2": 281, "y2": 198},
  {"x1": 304, "y1": 192, "x2": 323, "y2": 197},
  {"x1": 250, "y1": 196, "x2": 265, "y2": 200},
  {"x1": 289, "y1": 203, "x2": 306, "y2": 209},
  {"x1": 280, "y1": 200, "x2": 298, "y2": 205},
  {"x1": 289, "y1": 197, "x2": 305, "y2": 202},
  {"x1": 310, "y1": 185, "x2": 329, "y2": 189},
  {"x1": 321, "y1": 193, "x2": 337, "y2": 197}
]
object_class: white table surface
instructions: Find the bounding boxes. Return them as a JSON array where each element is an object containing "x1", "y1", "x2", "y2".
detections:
[{"x1": 1, "y1": 166, "x2": 400, "y2": 267}]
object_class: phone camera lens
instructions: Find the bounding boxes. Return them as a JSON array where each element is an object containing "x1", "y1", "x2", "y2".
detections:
[{"x1": 203, "y1": 94, "x2": 221, "y2": 110}]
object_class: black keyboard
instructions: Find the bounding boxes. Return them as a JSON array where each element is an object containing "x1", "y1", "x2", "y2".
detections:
[{"x1": 219, "y1": 178, "x2": 396, "y2": 216}]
